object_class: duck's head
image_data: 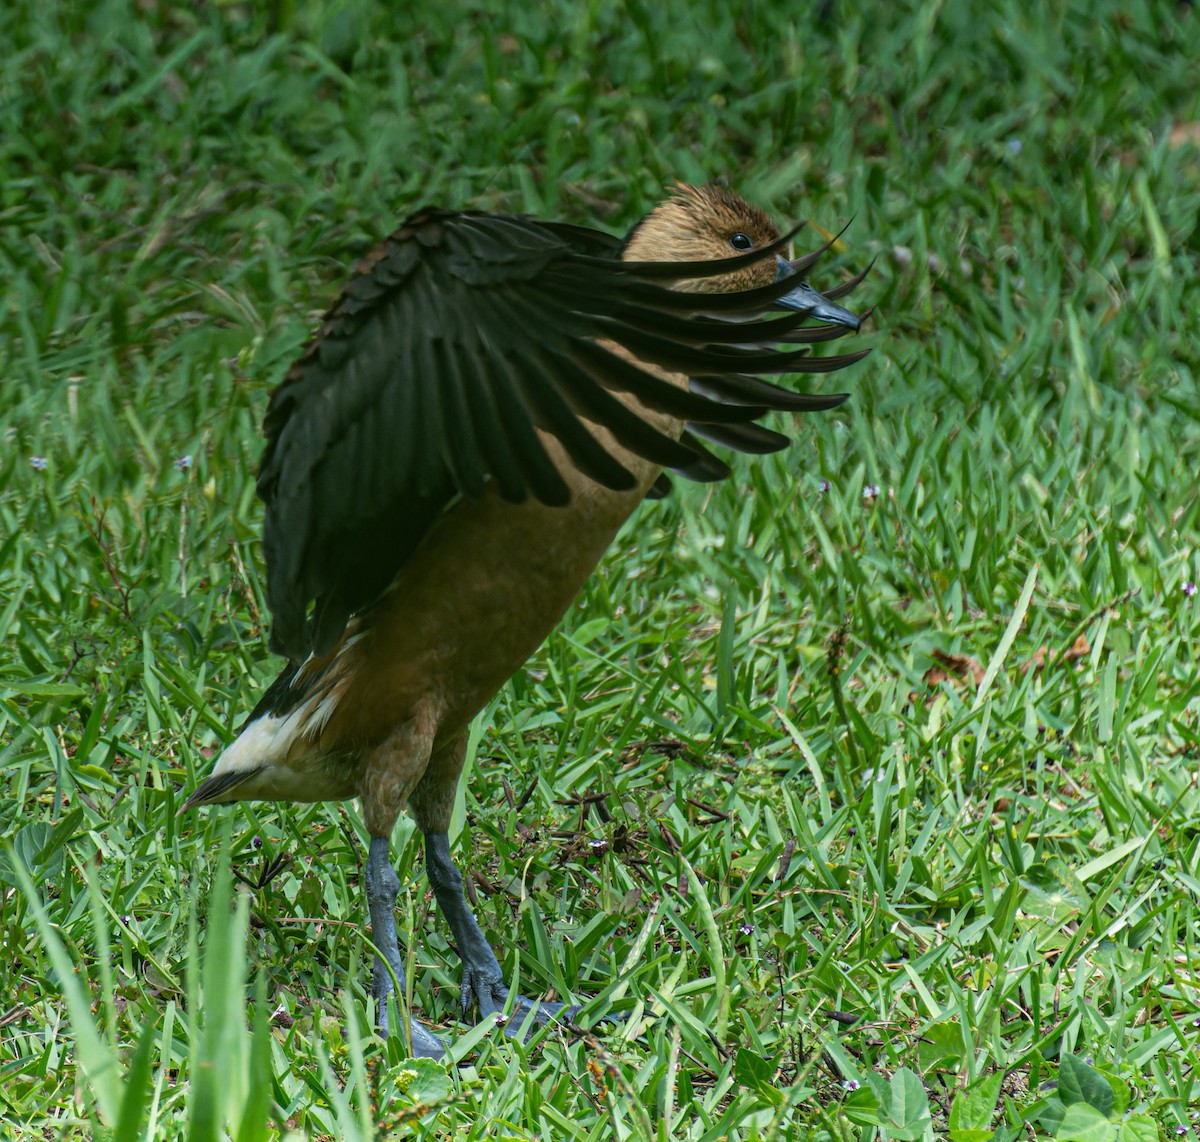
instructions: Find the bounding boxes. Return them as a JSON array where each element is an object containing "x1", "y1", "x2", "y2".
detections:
[{"x1": 623, "y1": 182, "x2": 860, "y2": 329}]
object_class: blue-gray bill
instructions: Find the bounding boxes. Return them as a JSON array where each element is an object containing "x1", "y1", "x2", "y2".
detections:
[{"x1": 774, "y1": 254, "x2": 861, "y2": 330}]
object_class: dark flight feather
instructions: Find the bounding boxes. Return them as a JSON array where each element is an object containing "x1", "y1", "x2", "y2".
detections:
[{"x1": 258, "y1": 208, "x2": 869, "y2": 660}]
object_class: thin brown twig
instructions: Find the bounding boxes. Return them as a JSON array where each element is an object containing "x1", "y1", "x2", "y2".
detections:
[{"x1": 82, "y1": 498, "x2": 136, "y2": 622}]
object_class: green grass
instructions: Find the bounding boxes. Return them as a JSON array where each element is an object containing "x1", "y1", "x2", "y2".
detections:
[{"x1": 3, "y1": 0, "x2": 1200, "y2": 1137}]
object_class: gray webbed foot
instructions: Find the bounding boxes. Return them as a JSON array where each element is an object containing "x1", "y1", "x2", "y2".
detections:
[{"x1": 460, "y1": 961, "x2": 583, "y2": 1038}]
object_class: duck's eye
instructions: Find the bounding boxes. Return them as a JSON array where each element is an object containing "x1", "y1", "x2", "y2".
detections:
[{"x1": 729, "y1": 232, "x2": 753, "y2": 251}]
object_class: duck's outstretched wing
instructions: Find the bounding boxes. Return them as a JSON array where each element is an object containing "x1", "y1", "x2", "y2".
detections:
[{"x1": 259, "y1": 209, "x2": 867, "y2": 659}]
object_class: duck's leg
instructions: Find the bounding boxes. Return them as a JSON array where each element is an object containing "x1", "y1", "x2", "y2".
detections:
[
  {"x1": 365, "y1": 835, "x2": 446, "y2": 1058},
  {"x1": 411, "y1": 736, "x2": 580, "y2": 1034},
  {"x1": 424, "y1": 832, "x2": 579, "y2": 1028},
  {"x1": 360, "y1": 711, "x2": 446, "y2": 1058}
]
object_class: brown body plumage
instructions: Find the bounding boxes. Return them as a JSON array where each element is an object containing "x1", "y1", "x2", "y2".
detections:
[{"x1": 185, "y1": 183, "x2": 869, "y2": 1057}]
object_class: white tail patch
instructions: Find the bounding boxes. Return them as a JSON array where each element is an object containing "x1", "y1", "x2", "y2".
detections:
[{"x1": 210, "y1": 656, "x2": 350, "y2": 779}]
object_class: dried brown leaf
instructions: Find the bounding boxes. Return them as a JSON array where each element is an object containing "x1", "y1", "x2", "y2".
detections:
[
  {"x1": 1022, "y1": 635, "x2": 1090, "y2": 674},
  {"x1": 1169, "y1": 122, "x2": 1200, "y2": 149},
  {"x1": 924, "y1": 648, "x2": 985, "y2": 688}
]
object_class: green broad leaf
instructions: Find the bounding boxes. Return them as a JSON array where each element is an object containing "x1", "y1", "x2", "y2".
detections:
[
  {"x1": 842, "y1": 1086, "x2": 884, "y2": 1127},
  {"x1": 949, "y1": 1071, "x2": 1003, "y2": 1136},
  {"x1": 1020, "y1": 860, "x2": 1089, "y2": 921},
  {"x1": 734, "y1": 1047, "x2": 783, "y2": 1106},
  {"x1": 734, "y1": 1047, "x2": 775, "y2": 1088},
  {"x1": 1036, "y1": 1097, "x2": 1067, "y2": 1132},
  {"x1": 1056, "y1": 1102, "x2": 1115, "y2": 1142},
  {"x1": 1116, "y1": 1116, "x2": 1158, "y2": 1142},
  {"x1": 399, "y1": 1057, "x2": 453, "y2": 1106},
  {"x1": 865, "y1": 1071, "x2": 892, "y2": 1105},
  {"x1": 0, "y1": 822, "x2": 65, "y2": 888},
  {"x1": 1058, "y1": 1054, "x2": 1114, "y2": 1116},
  {"x1": 918, "y1": 1019, "x2": 966, "y2": 1075},
  {"x1": 1099, "y1": 1070, "x2": 1129, "y2": 1118},
  {"x1": 570, "y1": 618, "x2": 611, "y2": 644},
  {"x1": 884, "y1": 1068, "x2": 933, "y2": 1140}
]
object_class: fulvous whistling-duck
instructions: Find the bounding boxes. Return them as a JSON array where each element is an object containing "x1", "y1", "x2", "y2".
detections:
[{"x1": 184, "y1": 182, "x2": 869, "y2": 1058}]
